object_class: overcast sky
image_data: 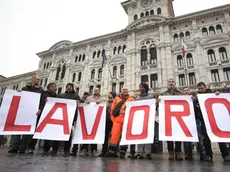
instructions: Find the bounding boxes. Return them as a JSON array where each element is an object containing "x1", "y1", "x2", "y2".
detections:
[{"x1": 0, "y1": 0, "x2": 229, "y2": 77}]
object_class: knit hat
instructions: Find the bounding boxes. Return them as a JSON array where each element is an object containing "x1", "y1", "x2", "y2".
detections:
[
  {"x1": 109, "y1": 91, "x2": 117, "y2": 99},
  {"x1": 139, "y1": 83, "x2": 149, "y2": 93}
]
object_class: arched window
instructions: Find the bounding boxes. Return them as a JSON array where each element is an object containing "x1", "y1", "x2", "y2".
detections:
[
  {"x1": 145, "y1": 11, "x2": 149, "y2": 16},
  {"x1": 134, "y1": 14, "x2": 138, "y2": 20},
  {"x1": 72, "y1": 73, "x2": 76, "y2": 82},
  {"x1": 179, "y1": 32, "x2": 184, "y2": 41},
  {"x1": 93, "y1": 51, "x2": 96, "y2": 59},
  {"x1": 174, "y1": 34, "x2": 179, "y2": 43},
  {"x1": 185, "y1": 31, "x2": 191, "y2": 40},
  {"x1": 55, "y1": 64, "x2": 61, "y2": 80},
  {"x1": 113, "y1": 47, "x2": 117, "y2": 55},
  {"x1": 207, "y1": 49, "x2": 216, "y2": 62},
  {"x1": 113, "y1": 66, "x2": 117, "y2": 77},
  {"x1": 157, "y1": 8, "x2": 161, "y2": 15},
  {"x1": 122, "y1": 45, "x2": 126, "y2": 53},
  {"x1": 186, "y1": 53, "x2": 193, "y2": 66},
  {"x1": 140, "y1": 46, "x2": 147, "y2": 66},
  {"x1": 219, "y1": 47, "x2": 228, "y2": 60},
  {"x1": 118, "y1": 46, "x2": 122, "y2": 54},
  {"x1": 177, "y1": 55, "x2": 183, "y2": 67},
  {"x1": 98, "y1": 68, "x2": 102, "y2": 79},
  {"x1": 43, "y1": 63, "x2": 46, "y2": 70},
  {"x1": 44, "y1": 78, "x2": 48, "y2": 87},
  {"x1": 78, "y1": 72, "x2": 82, "y2": 81},
  {"x1": 216, "y1": 25, "x2": 223, "y2": 34},
  {"x1": 91, "y1": 69, "x2": 95, "y2": 79},
  {"x1": 150, "y1": 10, "x2": 154, "y2": 15},
  {"x1": 97, "y1": 50, "x2": 101, "y2": 58},
  {"x1": 140, "y1": 13, "x2": 144, "y2": 18},
  {"x1": 202, "y1": 28, "x2": 208, "y2": 36},
  {"x1": 78, "y1": 54, "x2": 82, "y2": 62},
  {"x1": 75, "y1": 55, "x2": 78, "y2": 62},
  {"x1": 149, "y1": 45, "x2": 157, "y2": 64},
  {"x1": 61, "y1": 63, "x2": 66, "y2": 79},
  {"x1": 120, "y1": 65, "x2": 125, "y2": 76},
  {"x1": 46, "y1": 62, "x2": 49, "y2": 69},
  {"x1": 209, "y1": 26, "x2": 215, "y2": 35},
  {"x1": 82, "y1": 54, "x2": 85, "y2": 61}
]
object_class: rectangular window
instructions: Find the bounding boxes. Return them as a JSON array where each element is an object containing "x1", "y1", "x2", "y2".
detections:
[
  {"x1": 179, "y1": 74, "x2": 186, "y2": 86},
  {"x1": 211, "y1": 69, "x2": 220, "y2": 82},
  {"x1": 112, "y1": 83, "x2": 116, "y2": 93},
  {"x1": 188, "y1": 73, "x2": 196, "y2": 85},
  {"x1": 223, "y1": 68, "x2": 230, "y2": 81},
  {"x1": 150, "y1": 74, "x2": 158, "y2": 88}
]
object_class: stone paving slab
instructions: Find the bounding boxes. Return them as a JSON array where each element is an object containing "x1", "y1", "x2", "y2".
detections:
[{"x1": 0, "y1": 148, "x2": 230, "y2": 172}]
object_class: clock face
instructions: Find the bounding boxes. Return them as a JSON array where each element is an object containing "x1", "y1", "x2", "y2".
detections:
[{"x1": 140, "y1": 0, "x2": 153, "y2": 8}]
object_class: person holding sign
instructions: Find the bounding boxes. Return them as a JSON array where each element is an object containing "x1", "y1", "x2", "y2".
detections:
[
  {"x1": 40, "y1": 83, "x2": 58, "y2": 155},
  {"x1": 106, "y1": 88, "x2": 134, "y2": 158},
  {"x1": 8, "y1": 76, "x2": 43, "y2": 154},
  {"x1": 194, "y1": 82, "x2": 230, "y2": 162},
  {"x1": 160, "y1": 78, "x2": 183, "y2": 160},
  {"x1": 57, "y1": 83, "x2": 81, "y2": 156},
  {"x1": 133, "y1": 83, "x2": 153, "y2": 160},
  {"x1": 99, "y1": 91, "x2": 117, "y2": 157},
  {"x1": 80, "y1": 87, "x2": 103, "y2": 157}
]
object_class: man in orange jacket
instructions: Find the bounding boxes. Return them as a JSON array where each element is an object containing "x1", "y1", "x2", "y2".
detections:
[{"x1": 106, "y1": 88, "x2": 134, "y2": 158}]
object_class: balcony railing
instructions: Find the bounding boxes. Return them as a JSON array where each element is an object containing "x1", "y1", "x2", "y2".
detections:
[
  {"x1": 221, "y1": 59, "x2": 230, "y2": 64},
  {"x1": 140, "y1": 63, "x2": 158, "y2": 71}
]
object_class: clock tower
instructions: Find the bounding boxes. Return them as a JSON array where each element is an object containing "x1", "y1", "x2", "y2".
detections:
[{"x1": 121, "y1": 0, "x2": 175, "y2": 25}]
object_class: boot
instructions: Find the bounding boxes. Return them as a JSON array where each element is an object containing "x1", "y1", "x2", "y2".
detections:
[
  {"x1": 168, "y1": 152, "x2": 174, "y2": 160},
  {"x1": 175, "y1": 152, "x2": 183, "y2": 161}
]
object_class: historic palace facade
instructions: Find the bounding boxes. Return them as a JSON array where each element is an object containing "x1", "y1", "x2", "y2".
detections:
[{"x1": 1, "y1": 0, "x2": 230, "y2": 102}]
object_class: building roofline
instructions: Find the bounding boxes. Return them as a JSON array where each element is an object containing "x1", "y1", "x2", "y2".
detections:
[
  {"x1": 0, "y1": 71, "x2": 37, "y2": 82},
  {"x1": 172, "y1": 3, "x2": 230, "y2": 22},
  {"x1": 36, "y1": 2, "x2": 230, "y2": 58}
]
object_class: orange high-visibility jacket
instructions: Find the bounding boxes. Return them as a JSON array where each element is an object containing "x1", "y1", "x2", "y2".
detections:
[{"x1": 110, "y1": 95, "x2": 133, "y2": 119}]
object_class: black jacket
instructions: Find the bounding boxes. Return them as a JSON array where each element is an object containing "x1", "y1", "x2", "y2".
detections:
[
  {"x1": 57, "y1": 91, "x2": 82, "y2": 122},
  {"x1": 193, "y1": 89, "x2": 212, "y2": 120},
  {"x1": 39, "y1": 90, "x2": 57, "y2": 112}
]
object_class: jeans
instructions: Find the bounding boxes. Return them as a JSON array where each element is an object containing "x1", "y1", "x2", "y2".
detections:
[
  {"x1": 196, "y1": 119, "x2": 229, "y2": 158},
  {"x1": 81, "y1": 144, "x2": 97, "y2": 152},
  {"x1": 43, "y1": 140, "x2": 59, "y2": 152},
  {"x1": 10, "y1": 135, "x2": 32, "y2": 152}
]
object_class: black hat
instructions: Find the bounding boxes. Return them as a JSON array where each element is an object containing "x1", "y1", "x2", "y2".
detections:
[
  {"x1": 139, "y1": 83, "x2": 149, "y2": 93},
  {"x1": 109, "y1": 91, "x2": 117, "y2": 99}
]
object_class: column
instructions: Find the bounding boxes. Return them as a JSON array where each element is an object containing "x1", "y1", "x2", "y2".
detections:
[
  {"x1": 219, "y1": 68, "x2": 225, "y2": 82},
  {"x1": 131, "y1": 32, "x2": 136, "y2": 91},
  {"x1": 195, "y1": 41, "x2": 206, "y2": 82}
]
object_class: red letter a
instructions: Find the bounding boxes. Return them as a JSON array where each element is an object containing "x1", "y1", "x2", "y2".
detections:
[
  {"x1": 165, "y1": 100, "x2": 192, "y2": 137},
  {"x1": 126, "y1": 105, "x2": 150, "y2": 140},
  {"x1": 36, "y1": 103, "x2": 70, "y2": 135},
  {"x1": 4, "y1": 96, "x2": 31, "y2": 132},
  {"x1": 205, "y1": 98, "x2": 230, "y2": 138},
  {"x1": 78, "y1": 106, "x2": 104, "y2": 140}
]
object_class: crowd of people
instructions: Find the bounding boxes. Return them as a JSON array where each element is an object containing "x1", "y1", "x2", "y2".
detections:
[{"x1": 3, "y1": 75, "x2": 230, "y2": 162}]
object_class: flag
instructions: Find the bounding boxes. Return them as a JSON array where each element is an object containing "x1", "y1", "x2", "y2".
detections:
[
  {"x1": 182, "y1": 39, "x2": 187, "y2": 57},
  {"x1": 102, "y1": 49, "x2": 107, "y2": 68}
]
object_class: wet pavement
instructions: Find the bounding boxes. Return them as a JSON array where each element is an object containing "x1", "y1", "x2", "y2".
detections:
[{"x1": 0, "y1": 148, "x2": 230, "y2": 172}]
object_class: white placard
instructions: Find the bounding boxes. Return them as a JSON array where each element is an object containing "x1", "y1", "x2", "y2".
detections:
[
  {"x1": 0, "y1": 89, "x2": 41, "y2": 135},
  {"x1": 159, "y1": 96, "x2": 198, "y2": 142},
  {"x1": 33, "y1": 97, "x2": 77, "y2": 141},
  {"x1": 198, "y1": 93, "x2": 230, "y2": 142},
  {"x1": 120, "y1": 99, "x2": 156, "y2": 145},
  {"x1": 72, "y1": 103, "x2": 106, "y2": 144}
]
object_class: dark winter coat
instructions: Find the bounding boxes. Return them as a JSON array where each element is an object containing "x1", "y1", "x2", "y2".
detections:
[{"x1": 193, "y1": 89, "x2": 212, "y2": 120}]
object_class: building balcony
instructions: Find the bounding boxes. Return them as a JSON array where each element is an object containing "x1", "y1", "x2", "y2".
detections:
[
  {"x1": 140, "y1": 63, "x2": 158, "y2": 71},
  {"x1": 221, "y1": 59, "x2": 230, "y2": 65}
]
